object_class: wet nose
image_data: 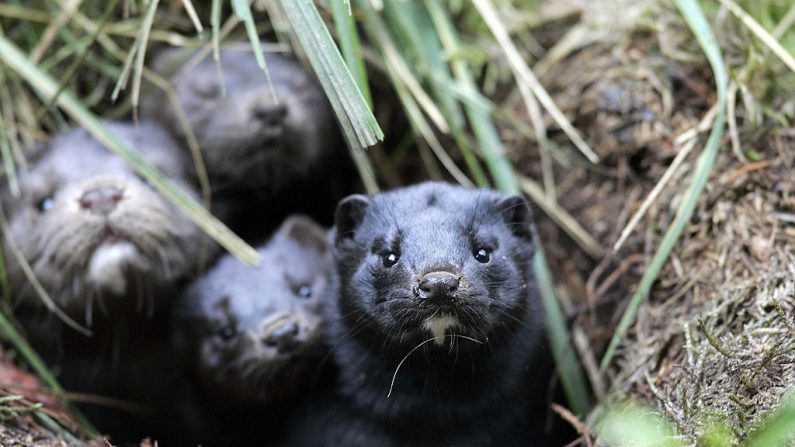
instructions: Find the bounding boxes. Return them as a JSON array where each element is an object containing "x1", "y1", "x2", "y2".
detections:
[
  {"x1": 79, "y1": 186, "x2": 123, "y2": 215},
  {"x1": 253, "y1": 101, "x2": 287, "y2": 126},
  {"x1": 263, "y1": 320, "x2": 301, "y2": 353},
  {"x1": 417, "y1": 271, "x2": 460, "y2": 303}
]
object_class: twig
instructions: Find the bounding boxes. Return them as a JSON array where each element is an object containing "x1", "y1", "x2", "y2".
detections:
[{"x1": 518, "y1": 175, "x2": 603, "y2": 258}]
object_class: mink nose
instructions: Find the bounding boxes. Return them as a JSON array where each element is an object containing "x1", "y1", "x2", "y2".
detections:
[
  {"x1": 417, "y1": 272, "x2": 460, "y2": 303},
  {"x1": 253, "y1": 101, "x2": 287, "y2": 127},
  {"x1": 263, "y1": 320, "x2": 301, "y2": 353},
  {"x1": 79, "y1": 186, "x2": 123, "y2": 215}
]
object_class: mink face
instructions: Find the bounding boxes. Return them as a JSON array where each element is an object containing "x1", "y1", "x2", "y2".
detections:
[
  {"x1": 140, "y1": 45, "x2": 338, "y2": 193},
  {"x1": 3, "y1": 121, "x2": 211, "y2": 321},
  {"x1": 334, "y1": 182, "x2": 540, "y2": 352},
  {"x1": 177, "y1": 216, "x2": 335, "y2": 405}
]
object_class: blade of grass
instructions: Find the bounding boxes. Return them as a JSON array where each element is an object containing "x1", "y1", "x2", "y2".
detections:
[
  {"x1": 599, "y1": 0, "x2": 729, "y2": 373},
  {"x1": 772, "y1": 2, "x2": 795, "y2": 39},
  {"x1": 719, "y1": 0, "x2": 795, "y2": 74},
  {"x1": 327, "y1": 1, "x2": 379, "y2": 194},
  {"x1": 130, "y1": 0, "x2": 159, "y2": 118},
  {"x1": 0, "y1": 3, "x2": 51, "y2": 22},
  {"x1": 356, "y1": 3, "x2": 449, "y2": 134},
  {"x1": 36, "y1": 0, "x2": 120, "y2": 120},
  {"x1": 279, "y1": 0, "x2": 384, "y2": 150},
  {"x1": 612, "y1": 135, "x2": 699, "y2": 252},
  {"x1": 471, "y1": 0, "x2": 600, "y2": 165},
  {"x1": 329, "y1": 0, "x2": 371, "y2": 105},
  {"x1": 520, "y1": 175, "x2": 603, "y2": 258},
  {"x1": 0, "y1": 111, "x2": 20, "y2": 198},
  {"x1": 535, "y1": 249, "x2": 592, "y2": 416},
  {"x1": 424, "y1": 0, "x2": 512, "y2": 191},
  {"x1": 0, "y1": 304, "x2": 96, "y2": 435},
  {"x1": 211, "y1": 0, "x2": 226, "y2": 97},
  {"x1": 0, "y1": 34, "x2": 260, "y2": 266},
  {"x1": 386, "y1": 60, "x2": 474, "y2": 187},
  {"x1": 181, "y1": 0, "x2": 204, "y2": 34},
  {"x1": 384, "y1": 2, "x2": 488, "y2": 187},
  {"x1": 110, "y1": 9, "x2": 144, "y2": 101},
  {"x1": 29, "y1": 0, "x2": 83, "y2": 64},
  {"x1": 231, "y1": 0, "x2": 276, "y2": 100},
  {"x1": 383, "y1": 1, "x2": 464, "y2": 130}
]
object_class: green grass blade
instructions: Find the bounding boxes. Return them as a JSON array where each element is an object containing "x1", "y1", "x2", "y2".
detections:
[
  {"x1": 0, "y1": 34, "x2": 260, "y2": 266},
  {"x1": 327, "y1": 1, "x2": 379, "y2": 194},
  {"x1": 231, "y1": 0, "x2": 276, "y2": 99},
  {"x1": 329, "y1": 0, "x2": 371, "y2": 106},
  {"x1": 383, "y1": 1, "x2": 464, "y2": 130},
  {"x1": 599, "y1": 0, "x2": 729, "y2": 373},
  {"x1": 210, "y1": 0, "x2": 226, "y2": 97},
  {"x1": 0, "y1": 113, "x2": 20, "y2": 198},
  {"x1": 130, "y1": 0, "x2": 159, "y2": 114},
  {"x1": 719, "y1": 0, "x2": 795, "y2": 75},
  {"x1": 385, "y1": 2, "x2": 487, "y2": 187},
  {"x1": 37, "y1": 0, "x2": 120, "y2": 120},
  {"x1": 426, "y1": 0, "x2": 510, "y2": 190},
  {"x1": 471, "y1": 0, "x2": 599, "y2": 165},
  {"x1": 535, "y1": 250, "x2": 591, "y2": 416},
  {"x1": 280, "y1": 0, "x2": 384, "y2": 150},
  {"x1": 356, "y1": 2, "x2": 449, "y2": 134},
  {"x1": 180, "y1": 0, "x2": 203, "y2": 34}
]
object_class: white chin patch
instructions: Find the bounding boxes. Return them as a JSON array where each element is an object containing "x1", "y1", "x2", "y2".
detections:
[
  {"x1": 86, "y1": 241, "x2": 138, "y2": 295},
  {"x1": 423, "y1": 314, "x2": 459, "y2": 346}
]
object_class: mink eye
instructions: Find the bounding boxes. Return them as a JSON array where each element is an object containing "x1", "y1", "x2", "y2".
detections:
[
  {"x1": 382, "y1": 252, "x2": 399, "y2": 268},
  {"x1": 296, "y1": 285, "x2": 312, "y2": 299},
  {"x1": 216, "y1": 326, "x2": 237, "y2": 342},
  {"x1": 474, "y1": 248, "x2": 491, "y2": 263},
  {"x1": 37, "y1": 196, "x2": 54, "y2": 212}
]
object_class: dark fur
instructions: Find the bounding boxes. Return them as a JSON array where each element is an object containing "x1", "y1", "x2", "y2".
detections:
[
  {"x1": 1, "y1": 121, "x2": 218, "y2": 442},
  {"x1": 140, "y1": 43, "x2": 352, "y2": 236},
  {"x1": 174, "y1": 215, "x2": 337, "y2": 445},
  {"x1": 287, "y1": 182, "x2": 562, "y2": 447}
]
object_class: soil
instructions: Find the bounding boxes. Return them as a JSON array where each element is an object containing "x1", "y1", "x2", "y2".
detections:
[{"x1": 503, "y1": 1, "x2": 795, "y2": 444}]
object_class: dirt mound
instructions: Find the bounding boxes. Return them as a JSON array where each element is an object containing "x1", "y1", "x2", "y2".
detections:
[{"x1": 506, "y1": 1, "x2": 795, "y2": 443}]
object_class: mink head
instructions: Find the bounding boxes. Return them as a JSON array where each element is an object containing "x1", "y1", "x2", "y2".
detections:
[
  {"x1": 333, "y1": 182, "x2": 540, "y2": 352},
  {"x1": 177, "y1": 215, "x2": 334, "y2": 405},
  {"x1": 3, "y1": 121, "x2": 212, "y2": 322},
  {"x1": 140, "y1": 45, "x2": 337, "y2": 192}
]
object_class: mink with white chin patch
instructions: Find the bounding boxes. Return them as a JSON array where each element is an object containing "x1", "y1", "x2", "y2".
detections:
[
  {"x1": 2, "y1": 121, "x2": 218, "y2": 440},
  {"x1": 173, "y1": 215, "x2": 337, "y2": 446},
  {"x1": 285, "y1": 182, "x2": 566, "y2": 447}
]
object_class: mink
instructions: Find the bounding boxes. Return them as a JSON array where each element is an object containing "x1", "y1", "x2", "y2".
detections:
[
  {"x1": 173, "y1": 215, "x2": 337, "y2": 446},
  {"x1": 285, "y1": 181, "x2": 568, "y2": 446},
  {"x1": 1, "y1": 121, "x2": 218, "y2": 442},
  {"x1": 140, "y1": 44, "x2": 354, "y2": 238}
]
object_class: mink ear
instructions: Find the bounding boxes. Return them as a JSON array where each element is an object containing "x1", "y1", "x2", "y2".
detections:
[
  {"x1": 334, "y1": 195, "x2": 370, "y2": 244},
  {"x1": 277, "y1": 215, "x2": 329, "y2": 254},
  {"x1": 496, "y1": 195, "x2": 534, "y2": 240}
]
